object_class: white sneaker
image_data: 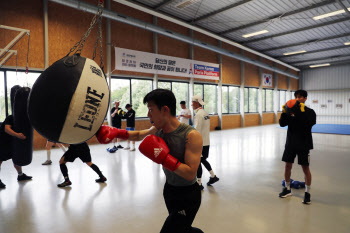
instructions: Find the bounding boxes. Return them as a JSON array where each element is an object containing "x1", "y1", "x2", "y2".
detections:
[
  {"x1": 123, "y1": 147, "x2": 130, "y2": 150},
  {"x1": 130, "y1": 148, "x2": 135, "y2": 151},
  {"x1": 42, "y1": 160, "x2": 52, "y2": 165}
]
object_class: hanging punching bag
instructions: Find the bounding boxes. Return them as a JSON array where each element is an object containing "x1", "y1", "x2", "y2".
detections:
[
  {"x1": 12, "y1": 87, "x2": 33, "y2": 166},
  {"x1": 28, "y1": 55, "x2": 109, "y2": 144},
  {"x1": 10, "y1": 85, "x2": 21, "y2": 113}
]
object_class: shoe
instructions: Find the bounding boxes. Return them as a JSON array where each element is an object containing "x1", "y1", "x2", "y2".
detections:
[
  {"x1": 199, "y1": 184, "x2": 204, "y2": 190},
  {"x1": 279, "y1": 187, "x2": 292, "y2": 198},
  {"x1": 42, "y1": 160, "x2": 52, "y2": 165},
  {"x1": 117, "y1": 145, "x2": 124, "y2": 149},
  {"x1": 123, "y1": 147, "x2": 130, "y2": 150},
  {"x1": 95, "y1": 176, "x2": 107, "y2": 183},
  {"x1": 207, "y1": 176, "x2": 219, "y2": 185},
  {"x1": 130, "y1": 148, "x2": 135, "y2": 151},
  {"x1": 57, "y1": 180, "x2": 72, "y2": 187},
  {"x1": 17, "y1": 173, "x2": 32, "y2": 181},
  {"x1": 107, "y1": 146, "x2": 117, "y2": 153},
  {"x1": 302, "y1": 192, "x2": 311, "y2": 204},
  {"x1": 0, "y1": 180, "x2": 6, "y2": 189}
]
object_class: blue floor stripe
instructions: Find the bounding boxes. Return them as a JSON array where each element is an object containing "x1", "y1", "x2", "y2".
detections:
[{"x1": 279, "y1": 124, "x2": 350, "y2": 135}]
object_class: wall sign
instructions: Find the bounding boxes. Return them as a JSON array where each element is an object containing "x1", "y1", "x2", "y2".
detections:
[
  {"x1": 115, "y1": 47, "x2": 219, "y2": 80},
  {"x1": 312, "y1": 100, "x2": 318, "y2": 104}
]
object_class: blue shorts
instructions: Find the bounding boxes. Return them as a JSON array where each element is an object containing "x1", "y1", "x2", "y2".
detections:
[{"x1": 126, "y1": 127, "x2": 135, "y2": 131}]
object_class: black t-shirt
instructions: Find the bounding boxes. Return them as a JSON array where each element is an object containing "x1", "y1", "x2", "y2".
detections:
[
  {"x1": 111, "y1": 107, "x2": 125, "y2": 128},
  {"x1": 279, "y1": 106, "x2": 316, "y2": 151},
  {"x1": 0, "y1": 115, "x2": 14, "y2": 142},
  {"x1": 124, "y1": 109, "x2": 135, "y2": 128}
]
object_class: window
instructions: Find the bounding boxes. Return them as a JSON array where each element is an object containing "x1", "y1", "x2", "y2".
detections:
[
  {"x1": 279, "y1": 90, "x2": 286, "y2": 111},
  {"x1": 172, "y1": 82, "x2": 189, "y2": 115},
  {"x1": 222, "y1": 86, "x2": 228, "y2": 114},
  {"x1": 204, "y1": 84, "x2": 217, "y2": 114},
  {"x1": 194, "y1": 83, "x2": 217, "y2": 115},
  {"x1": 131, "y1": 79, "x2": 153, "y2": 117},
  {"x1": 291, "y1": 91, "x2": 295, "y2": 99},
  {"x1": 263, "y1": 89, "x2": 274, "y2": 112},
  {"x1": 158, "y1": 81, "x2": 171, "y2": 90},
  {"x1": 6, "y1": 71, "x2": 40, "y2": 116},
  {"x1": 110, "y1": 78, "x2": 130, "y2": 107},
  {"x1": 229, "y1": 86, "x2": 240, "y2": 113},
  {"x1": 244, "y1": 87, "x2": 258, "y2": 113}
]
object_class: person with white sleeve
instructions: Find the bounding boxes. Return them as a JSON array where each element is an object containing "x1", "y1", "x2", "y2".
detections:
[
  {"x1": 192, "y1": 95, "x2": 219, "y2": 190},
  {"x1": 177, "y1": 101, "x2": 192, "y2": 125}
]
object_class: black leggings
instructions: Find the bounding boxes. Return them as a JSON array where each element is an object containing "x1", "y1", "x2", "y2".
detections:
[
  {"x1": 197, "y1": 146, "x2": 212, "y2": 179},
  {"x1": 160, "y1": 183, "x2": 203, "y2": 233}
]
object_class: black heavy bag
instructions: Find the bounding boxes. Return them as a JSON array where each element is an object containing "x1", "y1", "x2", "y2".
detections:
[
  {"x1": 28, "y1": 55, "x2": 109, "y2": 144},
  {"x1": 10, "y1": 85, "x2": 21, "y2": 113},
  {"x1": 12, "y1": 87, "x2": 33, "y2": 166}
]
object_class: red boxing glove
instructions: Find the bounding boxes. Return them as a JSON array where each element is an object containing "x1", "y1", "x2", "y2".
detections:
[
  {"x1": 139, "y1": 135, "x2": 181, "y2": 171},
  {"x1": 96, "y1": 125, "x2": 129, "y2": 144}
]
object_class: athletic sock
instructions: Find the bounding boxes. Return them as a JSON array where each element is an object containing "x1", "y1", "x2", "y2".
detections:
[
  {"x1": 60, "y1": 145, "x2": 67, "y2": 153},
  {"x1": 305, "y1": 185, "x2": 311, "y2": 193},
  {"x1": 286, "y1": 182, "x2": 291, "y2": 190},
  {"x1": 197, "y1": 178, "x2": 202, "y2": 185},
  {"x1": 47, "y1": 150, "x2": 51, "y2": 160},
  {"x1": 90, "y1": 164, "x2": 103, "y2": 177},
  {"x1": 60, "y1": 164, "x2": 68, "y2": 178},
  {"x1": 209, "y1": 170, "x2": 215, "y2": 178}
]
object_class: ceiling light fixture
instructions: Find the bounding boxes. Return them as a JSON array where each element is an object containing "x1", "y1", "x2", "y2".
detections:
[
  {"x1": 283, "y1": 50, "x2": 307, "y2": 56},
  {"x1": 313, "y1": 8, "x2": 350, "y2": 20},
  {"x1": 344, "y1": 42, "x2": 350, "y2": 45},
  {"x1": 242, "y1": 30, "x2": 269, "y2": 38},
  {"x1": 309, "y1": 63, "x2": 330, "y2": 68}
]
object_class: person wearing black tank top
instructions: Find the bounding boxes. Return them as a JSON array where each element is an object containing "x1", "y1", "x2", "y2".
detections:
[{"x1": 96, "y1": 89, "x2": 204, "y2": 233}]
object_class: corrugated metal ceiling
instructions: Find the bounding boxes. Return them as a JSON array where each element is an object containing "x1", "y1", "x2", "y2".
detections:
[{"x1": 132, "y1": 0, "x2": 350, "y2": 69}]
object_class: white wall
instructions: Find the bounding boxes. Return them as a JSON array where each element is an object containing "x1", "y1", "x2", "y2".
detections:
[{"x1": 302, "y1": 64, "x2": 350, "y2": 124}]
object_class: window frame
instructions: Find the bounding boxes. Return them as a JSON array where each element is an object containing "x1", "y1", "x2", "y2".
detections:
[
  {"x1": 244, "y1": 87, "x2": 259, "y2": 113},
  {"x1": 194, "y1": 82, "x2": 218, "y2": 115},
  {"x1": 262, "y1": 88, "x2": 274, "y2": 113},
  {"x1": 222, "y1": 85, "x2": 240, "y2": 115}
]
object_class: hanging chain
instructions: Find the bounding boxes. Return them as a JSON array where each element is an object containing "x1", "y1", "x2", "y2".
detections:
[
  {"x1": 26, "y1": 33, "x2": 30, "y2": 74},
  {"x1": 92, "y1": 15, "x2": 103, "y2": 69},
  {"x1": 66, "y1": 0, "x2": 104, "y2": 59}
]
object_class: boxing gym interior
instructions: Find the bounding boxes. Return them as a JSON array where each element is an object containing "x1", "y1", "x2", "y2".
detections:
[{"x1": 1, "y1": 0, "x2": 350, "y2": 232}]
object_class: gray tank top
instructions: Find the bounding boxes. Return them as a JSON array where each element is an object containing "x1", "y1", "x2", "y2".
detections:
[{"x1": 156, "y1": 123, "x2": 197, "y2": 186}]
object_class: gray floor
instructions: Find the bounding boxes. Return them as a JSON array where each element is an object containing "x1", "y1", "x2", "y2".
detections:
[{"x1": 0, "y1": 124, "x2": 349, "y2": 233}]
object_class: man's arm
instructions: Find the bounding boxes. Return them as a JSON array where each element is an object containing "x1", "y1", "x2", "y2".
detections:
[
  {"x1": 126, "y1": 126, "x2": 158, "y2": 141},
  {"x1": 279, "y1": 113, "x2": 290, "y2": 127},
  {"x1": 173, "y1": 130, "x2": 203, "y2": 181},
  {"x1": 5, "y1": 125, "x2": 26, "y2": 139}
]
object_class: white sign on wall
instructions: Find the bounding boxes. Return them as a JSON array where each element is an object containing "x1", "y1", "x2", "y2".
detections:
[
  {"x1": 262, "y1": 73, "x2": 272, "y2": 87},
  {"x1": 115, "y1": 47, "x2": 219, "y2": 80}
]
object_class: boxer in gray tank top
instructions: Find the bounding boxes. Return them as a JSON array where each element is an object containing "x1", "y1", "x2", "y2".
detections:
[{"x1": 156, "y1": 123, "x2": 197, "y2": 186}]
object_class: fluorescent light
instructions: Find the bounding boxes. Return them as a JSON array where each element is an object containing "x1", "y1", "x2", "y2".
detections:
[
  {"x1": 313, "y1": 8, "x2": 350, "y2": 20},
  {"x1": 344, "y1": 42, "x2": 350, "y2": 45},
  {"x1": 242, "y1": 30, "x2": 269, "y2": 38},
  {"x1": 283, "y1": 50, "x2": 307, "y2": 56},
  {"x1": 309, "y1": 63, "x2": 330, "y2": 68}
]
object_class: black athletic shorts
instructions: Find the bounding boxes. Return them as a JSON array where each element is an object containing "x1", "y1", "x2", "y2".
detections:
[
  {"x1": 63, "y1": 145, "x2": 91, "y2": 163},
  {"x1": 282, "y1": 149, "x2": 310, "y2": 166},
  {"x1": 202, "y1": 145, "x2": 210, "y2": 159}
]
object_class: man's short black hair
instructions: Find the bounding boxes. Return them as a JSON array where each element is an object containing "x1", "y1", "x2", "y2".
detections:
[
  {"x1": 294, "y1": 90, "x2": 308, "y2": 98},
  {"x1": 180, "y1": 101, "x2": 186, "y2": 105},
  {"x1": 125, "y1": 104, "x2": 132, "y2": 108},
  {"x1": 143, "y1": 89, "x2": 176, "y2": 116}
]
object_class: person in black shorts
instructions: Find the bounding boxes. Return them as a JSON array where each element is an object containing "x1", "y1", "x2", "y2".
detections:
[
  {"x1": 107, "y1": 99, "x2": 126, "y2": 153},
  {"x1": 123, "y1": 104, "x2": 136, "y2": 151},
  {"x1": 278, "y1": 90, "x2": 316, "y2": 204},
  {"x1": 0, "y1": 115, "x2": 32, "y2": 189},
  {"x1": 57, "y1": 142, "x2": 107, "y2": 187}
]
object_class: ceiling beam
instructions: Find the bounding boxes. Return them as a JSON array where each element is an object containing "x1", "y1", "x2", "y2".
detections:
[
  {"x1": 190, "y1": 0, "x2": 252, "y2": 23},
  {"x1": 337, "y1": 0, "x2": 350, "y2": 17},
  {"x1": 275, "y1": 45, "x2": 350, "y2": 59},
  {"x1": 220, "y1": 0, "x2": 336, "y2": 35},
  {"x1": 260, "y1": 32, "x2": 350, "y2": 52},
  {"x1": 243, "y1": 17, "x2": 350, "y2": 44},
  {"x1": 290, "y1": 54, "x2": 350, "y2": 64},
  {"x1": 154, "y1": 0, "x2": 175, "y2": 10}
]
